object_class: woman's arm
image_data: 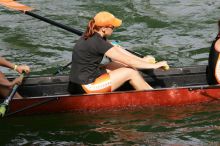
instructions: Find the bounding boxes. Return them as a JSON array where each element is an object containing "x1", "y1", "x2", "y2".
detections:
[
  {"x1": 0, "y1": 57, "x2": 30, "y2": 73},
  {"x1": 105, "y1": 46, "x2": 168, "y2": 69},
  {"x1": 0, "y1": 77, "x2": 23, "y2": 87},
  {"x1": 110, "y1": 43, "x2": 157, "y2": 65},
  {"x1": 215, "y1": 39, "x2": 220, "y2": 52},
  {"x1": 110, "y1": 45, "x2": 150, "y2": 63},
  {"x1": 0, "y1": 57, "x2": 15, "y2": 70}
]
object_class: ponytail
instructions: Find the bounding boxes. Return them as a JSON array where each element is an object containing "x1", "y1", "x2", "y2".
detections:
[
  {"x1": 83, "y1": 19, "x2": 101, "y2": 39},
  {"x1": 218, "y1": 20, "x2": 220, "y2": 34}
]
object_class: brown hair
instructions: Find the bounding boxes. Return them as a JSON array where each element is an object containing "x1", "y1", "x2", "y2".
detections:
[
  {"x1": 83, "y1": 19, "x2": 102, "y2": 39},
  {"x1": 218, "y1": 20, "x2": 220, "y2": 33}
]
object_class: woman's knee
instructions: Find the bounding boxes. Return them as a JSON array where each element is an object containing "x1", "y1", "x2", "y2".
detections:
[
  {"x1": 109, "y1": 67, "x2": 140, "y2": 82},
  {"x1": 124, "y1": 68, "x2": 140, "y2": 77},
  {"x1": 109, "y1": 67, "x2": 133, "y2": 82}
]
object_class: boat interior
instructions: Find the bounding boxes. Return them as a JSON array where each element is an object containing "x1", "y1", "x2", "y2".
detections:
[{"x1": 14, "y1": 65, "x2": 209, "y2": 98}]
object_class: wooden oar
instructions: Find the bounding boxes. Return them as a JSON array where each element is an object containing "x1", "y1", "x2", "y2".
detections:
[
  {"x1": 0, "y1": 0, "x2": 83, "y2": 35},
  {"x1": 0, "y1": 1, "x2": 143, "y2": 53},
  {"x1": 53, "y1": 61, "x2": 72, "y2": 75},
  {"x1": 0, "y1": 1, "x2": 168, "y2": 73},
  {"x1": 0, "y1": 72, "x2": 25, "y2": 117}
]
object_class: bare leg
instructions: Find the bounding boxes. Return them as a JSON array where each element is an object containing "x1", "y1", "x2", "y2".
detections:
[
  {"x1": 101, "y1": 61, "x2": 128, "y2": 72},
  {"x1": 103, "y1": 62, "x2": 153, "y2": 91}
]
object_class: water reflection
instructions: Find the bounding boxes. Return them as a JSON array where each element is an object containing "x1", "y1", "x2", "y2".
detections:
[{"x1": 1, "y1": 101, "x2": 220, "y2": 145}]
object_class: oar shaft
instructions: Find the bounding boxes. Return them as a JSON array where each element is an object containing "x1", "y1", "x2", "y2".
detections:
[
  {"x1": 6, "y1": 97, "x2": 58, "y2": 117},
  {"x1": 126, "y1": 49, "x2": 144, "y2": 58},
  {"x1": 0, "y1": 1, "x2": 143, "y2": 58},
  {"x1": 25, "y1": 9, "x2": 144, "y2": 75},
  {"x1": 0, "y1": 73, "x2": 25, "y2": 117},
  {"x1": 3, "y1": 73, "x2": 25, "y2": 105},
  {"x1": 53, "y1": 61, "x2": 72, "y2": 75},
  {"x1": 26, "y1": 11, "x2": 144, "y2": 58},
  {"x1": 4, "y1": 84, "x2": 19, "y2": 105},
  {"x1": 25, "y1": 11, "x2": 83, "y2": 36}
]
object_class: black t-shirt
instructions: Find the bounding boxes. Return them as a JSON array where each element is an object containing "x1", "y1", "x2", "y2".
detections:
[
  {"x1": 207, "y1": 35, "x2": 220, "y2": 85},
  {"x1": 69, "y1": 33, "x2": 113, "y2": 84}
]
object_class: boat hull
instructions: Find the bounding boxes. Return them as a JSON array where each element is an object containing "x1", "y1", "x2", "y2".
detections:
[
  {"x1": 2, "y1": 65, "x2": 220, "y2": 116},
  {"x1": 8, "y1": 86, "x2": 220, "y2": 116}
]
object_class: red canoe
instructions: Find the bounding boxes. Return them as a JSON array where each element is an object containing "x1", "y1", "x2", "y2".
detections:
[{"x1": 3, "y1": 65, "x2": 220, "y2": 116}]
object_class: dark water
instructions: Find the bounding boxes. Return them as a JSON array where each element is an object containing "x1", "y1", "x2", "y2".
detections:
[
  {"x1": 1, "y1": 0, "x2": 220, "y2": 145},
  {"x1": 1, "y1": 102, "x2": 220, "y2": 145}
]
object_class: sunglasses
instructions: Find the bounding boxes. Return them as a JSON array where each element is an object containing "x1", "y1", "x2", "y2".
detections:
[{"x1": 107, "y1": 26, "x2": 115, "y2": 30}]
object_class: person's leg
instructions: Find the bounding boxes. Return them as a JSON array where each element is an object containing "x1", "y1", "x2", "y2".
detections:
[
  {"x1": 0, "y1": 72, "x2": 10, "y2": 98},
  {"x1": 101, "y1": 61, "x2": 128, "y2": 72},
  {"x1": 108, "y1": 67, "x2": 152, "y2": 91},
  {"x1": 0, "y1": 72, "x2": 23, "y2": 99},
  {"x1": 82, "y1": 61, "x2": 152, "y2": 93},
  {"x1": 103, "y1": 61, "x2": 152, "y2": 90},
  {"x1": 81, "y1": 73, "x2": 111, "y2": 94}
]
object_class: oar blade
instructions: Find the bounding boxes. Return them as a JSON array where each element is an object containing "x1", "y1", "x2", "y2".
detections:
[
  {"x1": 0, "y1": 0, "x2": 32, "y2": 12},
  {"x1": 0, "y1": 104, "x2": 7, "y2": 117}
]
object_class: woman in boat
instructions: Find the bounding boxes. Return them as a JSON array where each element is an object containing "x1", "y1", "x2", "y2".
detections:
[
  {"x1": 208, "y1": 20, "x2": 220, "y2": 85},
  {"x1": 68, "y1": 11, "x2": 169, "y2": 94},
  {"x1": 0, "y1": 57, "x2": 30, "y2": 98}
]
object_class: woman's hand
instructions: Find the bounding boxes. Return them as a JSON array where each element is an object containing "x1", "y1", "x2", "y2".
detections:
[
  {"x1": 143, "y1": 55, "x2": 156, "y2": 64},
  {"x1": 16, "y1": 65, "x2": 30, "y2": 74},
  {"x1": 156, "y1": 61, "x2": 169, "y2": 70}
]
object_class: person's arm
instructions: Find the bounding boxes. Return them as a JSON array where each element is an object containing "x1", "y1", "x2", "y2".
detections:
[
  {"x1": 0, "y1": 78, "x2": 13, "y2": 87},
  {"x1": 111, "y1": 45, "x2": 149, "y2": 62},
  {"x1": 110, "y1": 42, "x2": 159, "y2": 66},
  {"x1": 0, "y1": 77, "x2": 23, "y2": 87},
  {"x1": 105, "y1": 46, "x2": 168, "y2": 69},
  {"x1": 142, "y1": 55, "x2": 156, "y2": 63},
  {"x1": 0, "y1": 57, "x2": 15, "y2": 70},
  {"x1": 215, "y1": 39, "x2": 220, "y2": 52},
  {"x1": 109, "y1": 45, "x2": 158, "y2": 64},
  {"x1": 0, "y1": 57, "x2": 30, "y2": 74}
]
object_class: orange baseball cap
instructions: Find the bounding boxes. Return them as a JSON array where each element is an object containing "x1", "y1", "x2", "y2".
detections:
[{"x1": 94, "y1": 11, "x2": 122, "y2": 28}]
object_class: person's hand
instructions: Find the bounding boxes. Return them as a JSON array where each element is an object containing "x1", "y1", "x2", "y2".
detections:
[
  {"x1": 16, "y1": 65, "x2": 30, "y2": 74},
  {"x1": 156, "y1": 61, "x2": 169, "y2": 70},
  {"x1": 143, "y1": 55, "x2": 156, "y2": 64}
]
